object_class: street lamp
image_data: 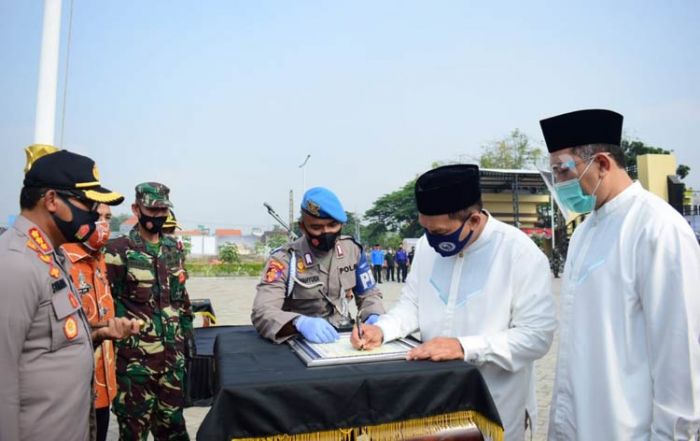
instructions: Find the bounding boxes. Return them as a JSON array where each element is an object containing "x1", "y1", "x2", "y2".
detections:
[{"x1": 299, "y1": 154, "x2": 311, "y2": 192}]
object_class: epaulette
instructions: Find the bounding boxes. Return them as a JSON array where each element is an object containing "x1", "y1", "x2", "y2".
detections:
[
  {"x1": 338, "y1": 235, "x2": 364, "y2": 251},
  {"x1": 268, "y1": 244, "x2": 292, "y2": 258}
]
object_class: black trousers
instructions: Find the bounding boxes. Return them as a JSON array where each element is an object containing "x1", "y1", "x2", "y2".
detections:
[
  {"x1": 372, "y1": 265, "x2": 382, "y2": 283},
  {"x1": 96, "y1": 406, "x2": 110, "y2": 441},
  {"x1": 397, "y1": 263, "x2": 408, "y2": 282},
  {"x1": 385, "y1": 265, "x2": 395, "y2": 281}
]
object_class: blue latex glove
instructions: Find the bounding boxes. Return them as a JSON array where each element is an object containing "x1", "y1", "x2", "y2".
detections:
[
  {"x1": 294, "y1": 316, "x2": 339, "y2": 343},
  {"x1": 364, "y1": 314, "x2": 380, "y2": 325}
]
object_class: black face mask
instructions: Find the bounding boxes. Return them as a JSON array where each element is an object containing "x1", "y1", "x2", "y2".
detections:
[
  {"x1": 138, "y1": 208, "x2": 167, "y2": 234},
  {"x1": 304, "y1": 226, "x2": 341, "y2": 252},
  {"x1": 52, "y1": 194, "x2": 99, "y2": 243}
]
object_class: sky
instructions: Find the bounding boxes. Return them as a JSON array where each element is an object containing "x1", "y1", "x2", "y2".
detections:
[{"x1": 1, "y1": 1, "x2": 699, "y2": 231}]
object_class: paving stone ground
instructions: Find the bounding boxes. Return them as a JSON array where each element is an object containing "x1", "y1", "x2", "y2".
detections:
[{"x1": 108, "y1": 276, "x2": 560, "y2": 440}]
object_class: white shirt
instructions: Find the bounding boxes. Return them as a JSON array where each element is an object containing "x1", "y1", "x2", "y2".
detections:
[
  {"x1": 548, "y1": 182, "x2": 700, "y2": 440},
  {"x1": 378, "y1": 215, "x2": 557, "y2": 440}
]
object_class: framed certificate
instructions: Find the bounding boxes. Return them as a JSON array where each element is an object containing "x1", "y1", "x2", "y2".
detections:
[{"x1": 288, "y1": 332, "x2": 420, "y2": 367}]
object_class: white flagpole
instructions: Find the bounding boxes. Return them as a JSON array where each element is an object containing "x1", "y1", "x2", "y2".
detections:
[{"x1": 34, "y1": 0, "x2": 63, "y2": 146}]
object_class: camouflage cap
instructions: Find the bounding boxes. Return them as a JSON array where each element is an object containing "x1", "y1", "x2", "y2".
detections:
[{"x1": 135, "y1": 182, "x2": 173, "y2": 208}]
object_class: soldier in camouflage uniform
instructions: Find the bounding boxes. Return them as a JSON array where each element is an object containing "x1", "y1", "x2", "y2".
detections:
[
  {"x1": 252, "y1": 187, "x2": 385, "y2": 344},
  {"x1": 105, "y1": 182, "x2": 193, "y2": 441}
]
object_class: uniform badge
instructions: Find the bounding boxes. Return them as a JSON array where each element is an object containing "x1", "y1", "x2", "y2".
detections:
[
  {"x1": 304, "y1": 253, "x2": 313, "y2": 266},
  {"x1": 38, "y1": 253, "x2": 51, "y2": 264},
  {"x1": 296, "y1": 259, "x2": 306, "y2": 274},
  {"x1": 49, "y1": 266, "x2": 61, "y2": 279},
  {"x1": 264, "y1": 259, "x2": 286, "y2": 283},
  {"x1": 28, "y1": 227, "x2": 51, "y2": 252},
  {"x1": 76, "y1": 224, "x2": 91, "y2": 241},
  {"x1": 78, "y1": 271, "x2": 92, "y2": 295},
  {"x1": 305, "y1": 200, "x2": 321, "y2": 216},
  {"x1": 63, "y1": 316, "x2": 79, "y2": 340},
  {"x1": 68, "y1": 291, "x2": 79, "y2": 309},
  {"x1": 336, "y1": 243, "x2": 344, "y2": 258}
]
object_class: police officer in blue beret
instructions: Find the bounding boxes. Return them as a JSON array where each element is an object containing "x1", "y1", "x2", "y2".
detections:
[{"x1": 252, "y1": 187, "x2": 385, "y2": 343}]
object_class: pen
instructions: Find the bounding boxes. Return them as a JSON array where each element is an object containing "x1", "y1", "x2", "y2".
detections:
[{"x1": 356, "y1": 310, "x2": 364, "y2": 340}]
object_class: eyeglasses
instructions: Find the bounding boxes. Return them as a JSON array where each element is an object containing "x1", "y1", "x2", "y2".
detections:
[
  {"x1": 550, "y1": 156, "x2": 594, "y2": 176},
  {"x1": 54, "y1": 190, "x2": 99, "y2": 212}
]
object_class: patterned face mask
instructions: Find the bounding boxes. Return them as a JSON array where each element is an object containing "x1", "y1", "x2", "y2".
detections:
[
  {"x1": 85, "y1": 220, "x2": 110, "y2": 251},
  {"x1": 425, "y1": 218, "x2": 474, "y2": 257}
]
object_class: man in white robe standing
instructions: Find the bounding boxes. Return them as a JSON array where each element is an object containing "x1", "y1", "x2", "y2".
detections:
[
  {"x1": 351, "y1": 164, "x2": 557, "y2": 440},
  {"x1": 541, "y1": 109, "x2": 700, "y2": 440}
]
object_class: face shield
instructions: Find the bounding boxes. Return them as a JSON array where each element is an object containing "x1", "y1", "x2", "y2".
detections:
[
  {"x1": 549, "y1": 153, "x2": 596, "y2": 184},
  {"x1": 541, "y1": 153, "x2": 603, "y2": 216}
]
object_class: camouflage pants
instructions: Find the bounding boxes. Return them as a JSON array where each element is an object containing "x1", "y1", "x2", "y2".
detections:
[{"x1": 113, "y1": 368, "x2": 189, "y2": 441}]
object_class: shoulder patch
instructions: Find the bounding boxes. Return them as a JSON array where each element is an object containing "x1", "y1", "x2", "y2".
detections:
[{"x1": 264, "y1": 258, "x2": 286, "y2": 283}]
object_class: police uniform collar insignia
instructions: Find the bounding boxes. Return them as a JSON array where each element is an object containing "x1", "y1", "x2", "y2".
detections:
[
  {"x1": 27, "y1": 227, "x2": 53, "y2": 253},
  {"x1": 336, "y1": 242, "x2": 344, "y2": 258},
  {"x1": 304, "y1": 253, "x2": 313, "y2": 266}
]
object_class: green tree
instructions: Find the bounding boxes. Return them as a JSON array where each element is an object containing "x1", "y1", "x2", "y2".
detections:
[
  {"x1": 621, "y1": 138, "x2": 691, "y2": 180},
  {"x1": 219, "y1": 243, "x2": 240, "y2": 264},
  {"x1": 342, "y1": 212, "x2": 363, "y2": 241},
  {"x1": 109, "y1": 213, "x2": 130, "y2": 232},
  {"x1": 479, "y1": 129, "x2": 543, "y2": 169},
  {"x1": 364, "y1": 179, "x2": 422, "y2": 244},
  {"x1": 677, "y1": 164, "x2": 690, "y2": 179}
]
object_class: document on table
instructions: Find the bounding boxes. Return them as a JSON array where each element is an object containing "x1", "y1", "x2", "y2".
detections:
[{"x1": 288, "y1": 332, "x2": 420, "y2": 367}]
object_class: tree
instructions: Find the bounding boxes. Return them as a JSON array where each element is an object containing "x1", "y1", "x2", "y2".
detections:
[
  {"x1": 621, "y1": 138, "x2": 691, "y2": 180},
  {"x1": 479, "y1": 129, "x2": 543, "y2": 170},
  {"x1": 109, "y1": 213, "x2": 130, "y2": 232},
  {"x1": 342, "y1": 212, "x2": 363, "y2": 241},
  {"x1": 364, "y1": 179, "x2": 423, "y2": 245},
  {"x1": 218, "y1": 243, "x2": 240, "y2": 264},
  {"x1": 676, "y1": 164, "x2": 690, "y2": 180}
]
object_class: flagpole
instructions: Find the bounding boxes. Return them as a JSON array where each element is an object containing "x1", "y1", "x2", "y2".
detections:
[{"x1": 34, "y1": 0, "x2": 63, "y2": 146}]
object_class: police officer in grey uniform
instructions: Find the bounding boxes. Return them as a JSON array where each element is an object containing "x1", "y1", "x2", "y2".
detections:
[
  {"x1": 252, "y1": 187, "x2": 385, "y2": 344},
  {"x1": 0, "y1": 149, "x2": 132, "y2": 441}
]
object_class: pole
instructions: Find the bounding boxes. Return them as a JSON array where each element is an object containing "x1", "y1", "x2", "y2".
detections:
[
  {"x1": 289, "y1": 189, "x2": 294, "y2": 241},
  {"x1": 299, "y1": 154, "x2": 311, "y2": 192},
  {"x1": 550, "y1": 192, "x2": 556, "y2": 251},
  {"x1": 34, "y1": 0, "x2": 63, "y2": 145}
]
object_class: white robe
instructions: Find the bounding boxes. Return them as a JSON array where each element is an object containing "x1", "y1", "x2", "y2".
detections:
[
  {"x1": 377, "y1": 215, "x2": 557, "y2": 440},
  {"x1": 548, "y1": 182, "x2": 700, "y2": 440}
]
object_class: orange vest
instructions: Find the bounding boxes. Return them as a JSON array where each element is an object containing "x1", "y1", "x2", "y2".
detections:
[{"x1": 62, "y1": 243, "x2": 117, "y2": 409}]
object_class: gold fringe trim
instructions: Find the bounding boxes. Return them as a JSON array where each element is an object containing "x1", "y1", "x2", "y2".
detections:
[
  {"x1": 195, "y1": 311, "x2": 218, "y2": 324},
  {"x1": 231, "y1": 410, "x2": 503, "y2": 441}
]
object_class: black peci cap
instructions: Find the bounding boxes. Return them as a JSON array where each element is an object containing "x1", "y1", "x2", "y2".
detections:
[
  {"x1": 540, "y1": 109, "x2": 623, "y2": 153},
  {"x1": 23, "y1": 150, "x2": 124, "y2": 205},
  {"x1": 415, "y1": 164, "x2": 481, "y2": 215}
]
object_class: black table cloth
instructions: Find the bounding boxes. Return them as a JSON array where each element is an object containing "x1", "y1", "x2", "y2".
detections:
[{"x1": 197, "y1": 327, "x2": 503, "y2": 441}]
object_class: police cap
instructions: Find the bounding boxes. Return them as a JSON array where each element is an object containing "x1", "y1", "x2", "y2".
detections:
[{"x1": 301, "y1": 187, "x2": 347, "y2": 223}]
